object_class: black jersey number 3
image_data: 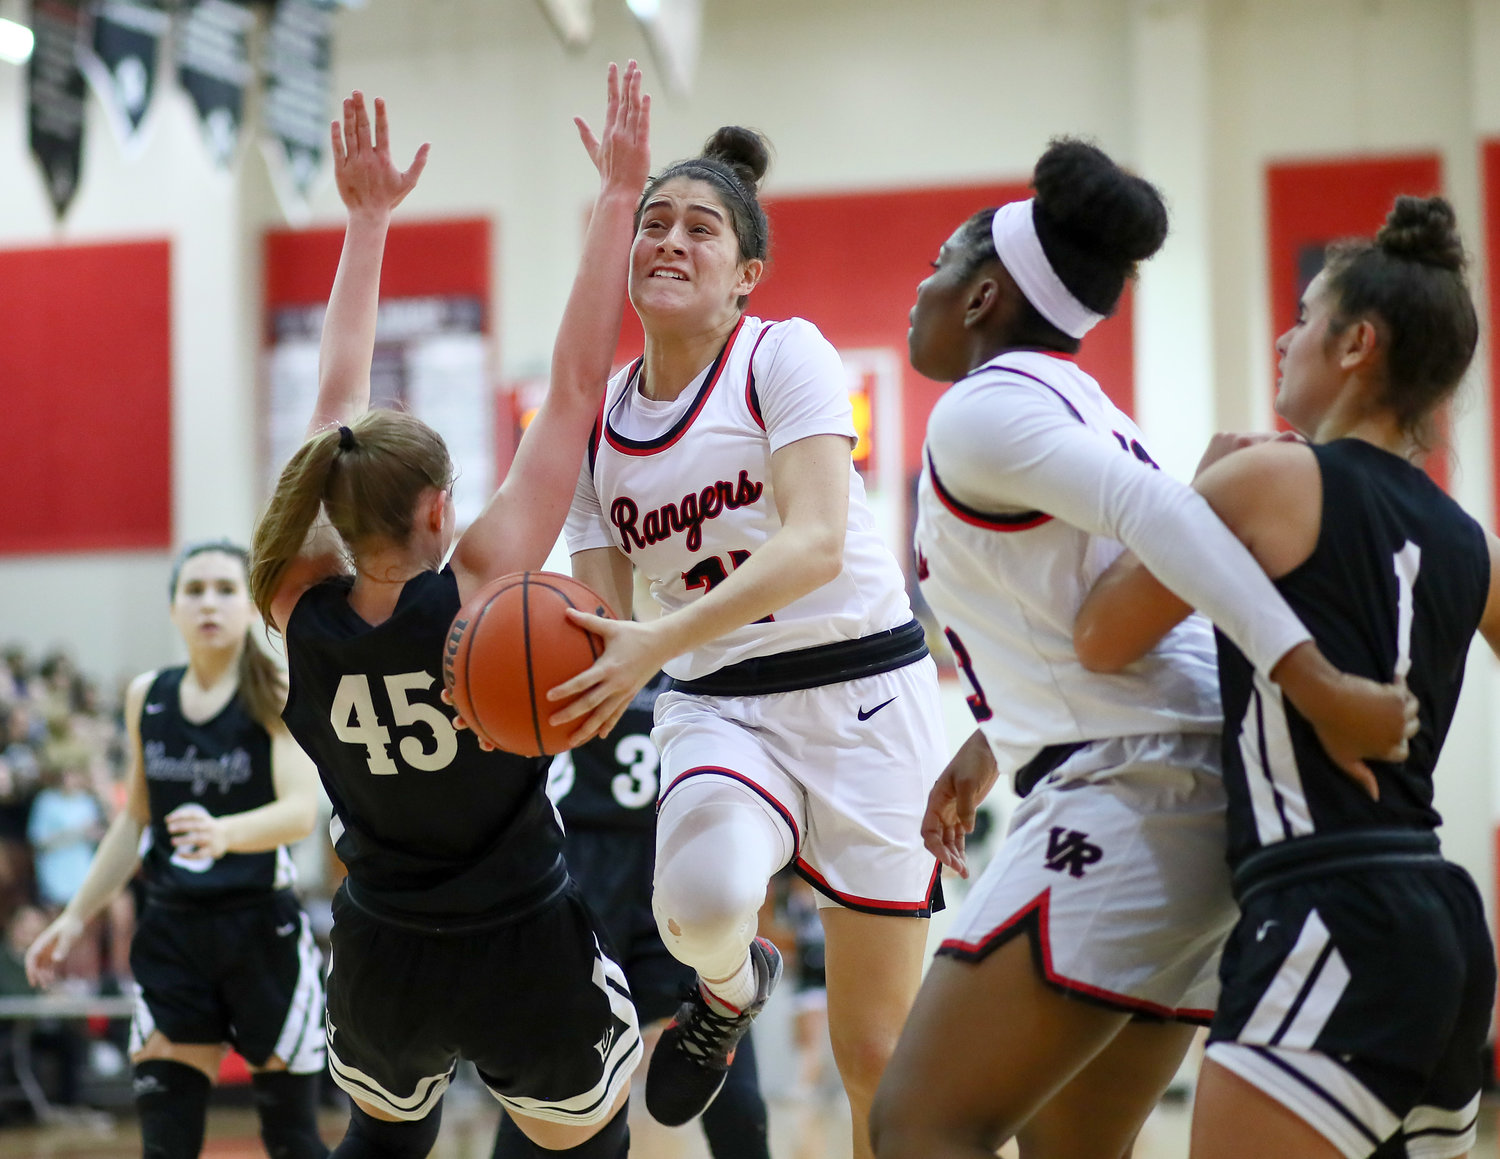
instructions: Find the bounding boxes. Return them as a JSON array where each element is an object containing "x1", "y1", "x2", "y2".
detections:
[{"x1": 330, "y1": 671, "x2": 459, "y2": 775}]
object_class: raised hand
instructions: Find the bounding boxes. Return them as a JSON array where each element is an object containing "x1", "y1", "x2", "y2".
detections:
[
  {"x1": 574, "y1": 60, "x2": 651, "y2": 194},
  {"x1": 330, "y1": 91, "x2": 429, "y2": 218}
]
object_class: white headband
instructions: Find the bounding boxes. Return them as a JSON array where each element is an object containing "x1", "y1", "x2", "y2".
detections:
[{"x1": 990, "y1": 199, "x2": 1105, "y2": 339}]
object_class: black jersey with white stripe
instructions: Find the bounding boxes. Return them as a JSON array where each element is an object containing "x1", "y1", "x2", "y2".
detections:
[
  {"x1": 1216, "y1": 439, "x2": 1489, "y2": 866},
  {"x1": 546, "y1": 672, "x2": 669, "y2": 831},
  {"x1": 139, "y1": 666, "x2": 293, "y2": 902},
  {"x1": 283, "y1": 566, "x2": 565, "y2": 927}
]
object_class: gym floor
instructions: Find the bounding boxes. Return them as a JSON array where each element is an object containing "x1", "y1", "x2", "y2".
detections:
[{"x1": 0, "y1": 1085, "x2": 1493, "y2": 1159}]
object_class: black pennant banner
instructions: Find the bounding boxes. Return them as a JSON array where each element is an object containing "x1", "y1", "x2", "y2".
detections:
[
  {"x1": 27, "y1": 0, "x2": 88, "y2": 219},
  {"x1": 175, "y1": 0, "x2": 254, "y2": 168},
  {"x1": 78, "y1": 0, "x2": 169, "y2": 159},
  {"x1": 261, "y1": 0, "x2": 335, "y2": 220}
]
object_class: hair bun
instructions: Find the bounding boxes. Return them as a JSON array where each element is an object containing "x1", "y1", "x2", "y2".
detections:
[
  {"x1": 1378, "y1": 196, "x2": 1466, "y2": 272},
  {"x1": 701, "y1": 126, "x2": 771, "y2": 192},
  {"x1": 1032, "y1": 138, "x2": 1168, "y2": 265}
]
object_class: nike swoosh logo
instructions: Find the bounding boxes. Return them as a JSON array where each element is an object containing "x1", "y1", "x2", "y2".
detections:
[
  {"x1": 857, "y1": 697, "x2": 897, "y2": 721},
  {"x1": 144, "y1": 703, "x2": 166, "y2": 714}
]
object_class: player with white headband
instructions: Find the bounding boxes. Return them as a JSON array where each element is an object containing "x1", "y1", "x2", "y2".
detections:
[{"x1": 868, "y1": 139, "x2": 1415, "y2": 1159}]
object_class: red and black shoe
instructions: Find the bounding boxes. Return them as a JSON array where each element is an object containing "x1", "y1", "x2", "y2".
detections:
[{"x1": 644, "y1": 936, "x2": 783, "y2": 1126}]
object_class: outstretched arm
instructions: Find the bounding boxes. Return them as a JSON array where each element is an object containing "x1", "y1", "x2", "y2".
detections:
[
  {"x1": 452, "y1": 62, "x2": 651, "y2": 594},
  {"x1": 306, "y1": 91, "x2": 429, "y2": 439},
  {"x1": 263, "y1": 92, "x2": 428, "y2": 632},
  {"x1": 1075, "y1": 438, "x2": 1417, "y2": 795}
]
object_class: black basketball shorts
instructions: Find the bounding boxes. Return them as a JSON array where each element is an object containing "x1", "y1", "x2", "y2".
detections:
[
  {"x1": 1207, "y1": 860, "x2": 1495, "y2": 1159},
  {"x1": 562, "y1": 827, "x2": 695, "y2": 1025},
  {"x1": 129, "y1": 890, "x2": 326, "y2": 1073},
  {"x1": 325, "y1": 880, "x2": 641, "y2": 1124}
]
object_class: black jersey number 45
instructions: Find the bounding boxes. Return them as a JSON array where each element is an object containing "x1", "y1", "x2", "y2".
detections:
[{"x1": 330, "y1": 671, "x2": 459, "y2": 775}]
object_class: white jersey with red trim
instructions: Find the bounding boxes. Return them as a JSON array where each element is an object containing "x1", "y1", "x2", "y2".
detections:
[
  {"x1": 915, "y1": 350, "x2": 1221, "y2": 781},
  {"x1": 566, "y1": 315, "x2": 912, "y2": 682}
]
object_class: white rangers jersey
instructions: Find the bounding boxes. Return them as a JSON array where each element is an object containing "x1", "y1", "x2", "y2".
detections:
[
  {"x1": 566, "y1": 315, "x2": 912, "y2": 681},
  {"x1": 915, "y1": 350, "x2": 1226, "y2": 782}
]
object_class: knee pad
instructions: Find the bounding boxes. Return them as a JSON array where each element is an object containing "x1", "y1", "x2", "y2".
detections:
[
  {"x1": 653, "y1": 783, "x2": 788, "y2": 977},
  {"x1": 490, "y1": 1103, "x2": 628, "y2": 1159},
  {"x1": 134, "y1": 1059, "x2": 212, "y2": 1159},
  {"x1": 701, "y1": 1031, "x2": 770, "y2": 1159},
  {"x1": 252, "y1": 1071, "x2": 328, "y2": 1159},
  {"x1": 331, "y1": 1102, "x2": 442, "y2": 1159}
]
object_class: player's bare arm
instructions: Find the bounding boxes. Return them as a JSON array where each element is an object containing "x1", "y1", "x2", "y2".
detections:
[{"x1": 453, "y1": 62, "x2": 649, "y2": 593}]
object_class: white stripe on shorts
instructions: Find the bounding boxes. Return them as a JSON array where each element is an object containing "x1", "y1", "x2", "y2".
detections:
[
  {"x1": 272, "y1": 911, "x2": 327, "y2": 1074},
  {"x1": 1207, "y1": 1042, "x2": 1399, "y2": 1159},
  {"x1": 127, "y1": 980, "x2": 153, "y2": 1056},
  {"x1": 489, "y1": 935, "x2": 642, "y2": 1126},
  {"x1": 326, "y1": 1041, "x2": 452, "y2": 1121},
  {"x1": 1240, "y1": 909, "x2": 1350, "y2": 1049},
  {"x1": 1404, "y1": 1093, "x2": 1481, "y2": 1159}
]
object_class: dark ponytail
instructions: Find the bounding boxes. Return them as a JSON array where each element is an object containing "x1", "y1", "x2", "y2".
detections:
[
  {"x1": 1030, "y1": 138, "x2": 1169, "y2": 315},
  {"x1": 953, "y1": 138, "x2": 1169, "y2": 351},
  {"x1": 1322, "y1": 195, "x2": 1477, "y2": 441},
  {"x1": 638, "y1": 126, "x2": 773, "y2": 307}
]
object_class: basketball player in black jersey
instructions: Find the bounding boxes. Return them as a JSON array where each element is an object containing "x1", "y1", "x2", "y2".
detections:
[
  {"x1": 247, "y1": 72, "x2": 649, "y2": 1159},
  {"x1": 26, "y1": 541, "x2": 328, "y2": 1159},
  {"x1": 1075, "y1": 196, "x2": 1495, "y2": 1159},
  {"x1": 499, "y1": 669, "x2": 770, "y2": 1159}
]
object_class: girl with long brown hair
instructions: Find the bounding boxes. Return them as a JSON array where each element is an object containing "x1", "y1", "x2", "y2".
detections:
[{"x1": 27, "y1": 540, "x2": 327, "y2": 1159}]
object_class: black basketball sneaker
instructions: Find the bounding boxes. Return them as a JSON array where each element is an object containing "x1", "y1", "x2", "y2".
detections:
[{"x1": 645, "y1": 936, "x2": 783, "y2": 1126}]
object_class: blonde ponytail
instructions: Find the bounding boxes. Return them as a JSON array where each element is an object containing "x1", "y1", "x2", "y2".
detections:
[{"x1": 249, "y1": 429, "x2": 345, "y2": 629}]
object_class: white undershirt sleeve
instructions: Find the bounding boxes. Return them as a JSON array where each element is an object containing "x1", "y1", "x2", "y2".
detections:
[
  {"x1": 928, "y1": 380, "x2": 1312, "y2": 675},
  {"x1": 563, "y1": 453, "x2": 614, "y2": 555}
]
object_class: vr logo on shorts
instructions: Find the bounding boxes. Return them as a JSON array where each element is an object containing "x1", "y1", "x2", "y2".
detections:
[{"x1": 1043, "y1": 827, "x2": 1102, "y2": 878}]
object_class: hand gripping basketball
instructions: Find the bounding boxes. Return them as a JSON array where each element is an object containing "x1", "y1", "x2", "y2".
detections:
[{"x1": 443, "y1": 572, "x2": 614, "y2": 757}]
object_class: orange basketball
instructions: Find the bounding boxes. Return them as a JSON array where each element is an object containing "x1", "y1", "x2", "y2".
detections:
[{"x1": 443, "y1": 571, "x2": 614, "y2": 757}]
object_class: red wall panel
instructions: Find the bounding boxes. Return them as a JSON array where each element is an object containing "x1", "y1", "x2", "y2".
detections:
[
  {"x1": 1266, "y1": 155, "x2": 1445, "y2": 481},
  {"x1": 264, "y1": 217, "x2": 492, "y2": 317},
  {"x1": 0, "y1": 240, "x2": 172, "y2": 554}
]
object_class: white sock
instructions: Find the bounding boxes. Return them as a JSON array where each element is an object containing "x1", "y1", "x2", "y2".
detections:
[{"x1": 702, "y1": 952, "x2": 756, "y2": 1014}]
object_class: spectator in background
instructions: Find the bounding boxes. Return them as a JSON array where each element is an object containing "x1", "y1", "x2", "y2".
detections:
[{"x1": 28, "y1": 761, "x2": 104, "y2": 917}]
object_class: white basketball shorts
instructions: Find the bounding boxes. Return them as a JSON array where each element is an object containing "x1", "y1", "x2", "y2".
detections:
[
  {"x1": 652, "y1": 656, "x2": 946, "y2": 915},
  {"x1": 938, "y1": 732, "x2": 1235, "y2": 1021}
]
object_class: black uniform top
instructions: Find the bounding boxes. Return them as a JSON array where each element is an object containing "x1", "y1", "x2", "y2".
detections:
[
  {"x1": 283, "y1": 566, "x2": 564, "y2": 929},
  {"x1": 1217, "y1": 439, "x2": 1489, "y2": 867},
  {"x1": 548, "y1": 671, "x2": 670, "y2": 831},
  {"x1": 139, "y1": 666, "x2": 292, "y2": 904}
]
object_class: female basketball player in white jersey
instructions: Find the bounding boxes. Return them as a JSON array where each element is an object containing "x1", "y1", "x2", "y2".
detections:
[
  {"x1": 548, "y1": 127, "x2": 947, "y2": 1159},
  {"x1": 1074, "y1": 197, "x2": 1496, "y2": 1159},
  {"x1": 866, "y1": 140, "x2": 1414, "y2": 1159},
  {"x1": 26, "y1": 541, "x2": 327, "y2": 1159},
  {"x1": 248, "y1": 73, "x2": 650, "y2": 1159}
]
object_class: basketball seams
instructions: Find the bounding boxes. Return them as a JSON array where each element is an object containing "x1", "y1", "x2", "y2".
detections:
[
  {"x1": 522, "y1": 574, "x2": 546, "y2": 757},
  {"x1": 446, "y1": 571, "x2": 613, "y2": 758},
  {"x1": 459, "y1": 576, "x2": 522, "y2": 751},
  {"x1": 526, "y1": 578, "x2": 606, "y2": 661}
]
